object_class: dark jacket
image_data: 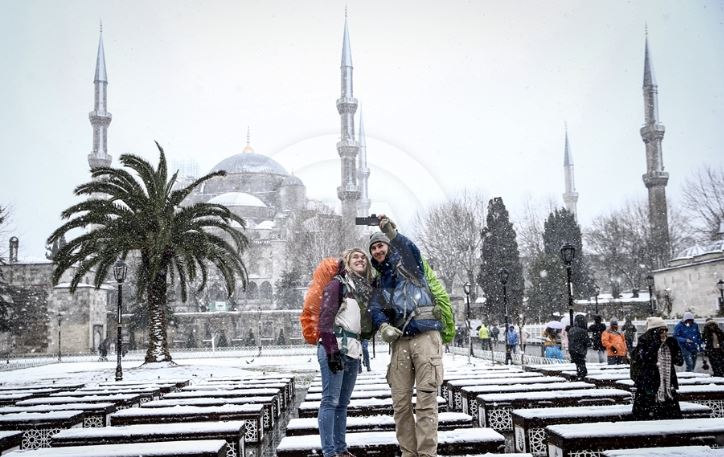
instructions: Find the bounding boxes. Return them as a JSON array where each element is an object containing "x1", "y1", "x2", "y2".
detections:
[
  {"x1": 368, "y1": 233, "x2": 441, "y2": 336},
  {"x1": 318, "y1": 266, "x2": 354, "y2": 355},
  {"x1": 588, "y1": 322, "x2": 606, "y2": 350},
  {"x1": 568, "y1": 315, "x2": 592, "y2": 356},
  {"x1": 632, "y1": 330, "x2": 683, "y2": 420},
  {"x1": 703, "y1": 321, "x2": 724, "y2": 352},
  {"x1": 673, "y1": 320, "x2": 702, "y2": 353}
]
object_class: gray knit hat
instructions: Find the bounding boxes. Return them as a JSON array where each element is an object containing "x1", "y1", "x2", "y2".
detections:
[{"x1": 368, "y1": 232, "x2": 390, "y2": 253}]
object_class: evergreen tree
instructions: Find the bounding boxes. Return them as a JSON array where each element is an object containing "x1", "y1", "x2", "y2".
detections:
[
  {"x1": 273, "y1": 268, "x2": 304, "y2": 309},
  {"x1": 478, "y1": 197, "x2": 524, "y2": 325},
  {"x1": 528, "y1": 208, "x2": 595, "y2": 320}
]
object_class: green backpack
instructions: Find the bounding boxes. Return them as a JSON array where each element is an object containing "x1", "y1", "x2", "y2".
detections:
[{"x1": 422, "y1": 259, "x2": 455, "y2": 344}]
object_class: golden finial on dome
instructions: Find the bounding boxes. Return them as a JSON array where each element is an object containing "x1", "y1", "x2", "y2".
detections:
[{"x1": 243, "y1": 126, "x2": 254, "y2": 153}]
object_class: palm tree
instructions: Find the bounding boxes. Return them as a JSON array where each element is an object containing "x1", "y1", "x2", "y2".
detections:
[{"x1": 47, "y1": 142, "x2": 248, "y2": 363}]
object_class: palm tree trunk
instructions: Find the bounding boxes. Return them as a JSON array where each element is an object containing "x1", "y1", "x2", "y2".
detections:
[{"x1": 145, "y1": 268, "x2": 172, "y2": 363}]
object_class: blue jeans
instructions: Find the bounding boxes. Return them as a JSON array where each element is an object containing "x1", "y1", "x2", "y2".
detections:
[
  {"x1": 359, "y1": 339, "x2": 370, "y2": 372},
  {"x1": 317, "y1": 345, "x2": 359, "y2": 457},
  {"x1": 681, "y1": 345, "x2": 698, "y2": 372}
]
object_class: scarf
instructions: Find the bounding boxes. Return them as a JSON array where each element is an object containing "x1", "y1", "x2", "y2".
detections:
[
  {"x1": 346, "y1": 272, "x2": 373, "y2": 305},
  {"x1": 656, "y1": 342, "x2": 673, "y2": 402}
]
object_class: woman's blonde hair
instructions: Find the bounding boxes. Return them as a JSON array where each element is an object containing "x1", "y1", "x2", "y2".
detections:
[{"x1": 342, "y1": 248, "x2": 373, "y2": 282}]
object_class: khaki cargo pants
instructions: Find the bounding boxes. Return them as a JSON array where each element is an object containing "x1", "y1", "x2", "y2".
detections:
[{"x1": 387, "y1": 330, "x2": 444, "y2": 457}]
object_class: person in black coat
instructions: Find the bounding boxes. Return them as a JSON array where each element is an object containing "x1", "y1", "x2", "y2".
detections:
[
  {"x1": 568, "y1": 314, "x2": 592, "y2": 380},
  {"x1": 632, "y1": 316, "x2": 683, "y2": 420}
]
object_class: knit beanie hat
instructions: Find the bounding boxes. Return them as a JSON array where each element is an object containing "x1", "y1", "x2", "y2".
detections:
[
  {"x1": 646, "y1": 316, "x2": 667, "y2": 331},
  {"x1": 610, "y1": 319, "x2": 618, "y2": 326},
  {"x1": 683, "y1": 311, "x2": 695, "y2": 321},
  {"x1": 368, "y1": 232, "x2": 390, "y2": 254}
]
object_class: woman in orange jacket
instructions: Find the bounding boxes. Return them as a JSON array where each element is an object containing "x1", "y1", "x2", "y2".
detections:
[{"x1": 601, "y1": 318, "x2": 628, "y2": 364}]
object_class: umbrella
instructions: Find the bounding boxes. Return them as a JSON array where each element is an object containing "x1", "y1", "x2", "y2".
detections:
[{"x1": 545, "y1": 321, "x2": 564, "y2": 330}]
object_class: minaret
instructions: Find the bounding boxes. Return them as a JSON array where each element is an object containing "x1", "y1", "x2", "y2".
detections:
[
  {"x1": 357, "y1": 112, "x2": 371, "y2": 217},
  {"x1": 640, "y1": 31, "x2": 670, "y2": 267},
  {"x1": 562, "y1": 127, "x2": 578, "y2": 220},
  {"x1": 336, "y1": 13, "x2": 360, "y2": 235},
  {"x1": 88, "y1": 24, "x2": 112, "y2": 170}
]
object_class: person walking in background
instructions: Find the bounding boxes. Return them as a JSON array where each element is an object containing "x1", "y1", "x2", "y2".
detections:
[
  {"x1": 478, "y1": 324, "x2": 491, "y2": 351},
  {"x1": 673, "y1": 312, "x2": 702, "y2": 372},
  {"x1": 359, "y1": 339, "x2": 371, "y2": 373},
  {"x1": 543, "y1": 326, "x2": 563, "y2": 360},
  {"x1": 623, "y1": 317, "x2": 637, "y2": 349},
  {"x1": 519, "y1": 325, "x2": 530, "y2": 354},
  {"x1": 490, "y1": 324, "x2": 500, "y2": 350},
  {"x1": 317, "y1": 248, "x2": 374, "y2": 457},
  {"x1": 367, "y1": 215, "x2": 445, "y2": 457},
  {"x1": 632, "y1": 316, "x2": 683, "y2": 420},
  {"x1": 506, "y1": 325, "x2": 519, "y2": 354},
  {"x1": 588, "y1": 315, "x2": 607, "y2": 363},
  {"x1": 702, "y1": 318, "x2": 724, "y2": 377},
  {"x1": 568, "y1": 315, "x2": 592, "y2": 380},
  {"x1": 602, "y1": 318, "x2": 628, "y2": 365}
]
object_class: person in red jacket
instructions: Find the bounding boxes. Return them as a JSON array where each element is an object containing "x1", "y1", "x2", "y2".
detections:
[{"x1": 601, "y1": 318, "x2": 628, "y2": 365}]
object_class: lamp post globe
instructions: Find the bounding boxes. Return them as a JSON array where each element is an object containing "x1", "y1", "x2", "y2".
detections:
[
  {"x1": 646, "y1": 274, "x2": 655, "y2": 315},
  {"x1": 498, "y1": 267, "x2": 511, "y2": 365},
  {"x1": 113, "y1": 259, "x2": 127, "y2": 382},
  {"x1": 559, "y1": 243, "x2": 576, "y2": 326}
]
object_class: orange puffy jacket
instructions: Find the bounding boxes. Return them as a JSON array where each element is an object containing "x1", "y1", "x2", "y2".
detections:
[{"x1": 601, "y1": 329, "x2": 628, "y2": 357}]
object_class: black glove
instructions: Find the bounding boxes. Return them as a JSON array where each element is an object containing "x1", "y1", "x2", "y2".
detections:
[{"x1": 327, "y1": 352, "x2": 344, "y2": 373}]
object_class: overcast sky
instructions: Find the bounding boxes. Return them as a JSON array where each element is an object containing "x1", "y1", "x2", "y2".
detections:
[{"x1": 2, "y1": 0, "x2": 723, "y2": 259}]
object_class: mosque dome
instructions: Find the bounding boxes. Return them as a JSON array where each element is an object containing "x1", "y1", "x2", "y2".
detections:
[
  {"x1": 207, "y1": 192, "x2": 267, "y2": 208},
  {"x1": 211, "y1": 152, "x2": 288, "y2": 176},
  {"x1": 282, "y1": 174, "x2": 304, "y2": 187}
]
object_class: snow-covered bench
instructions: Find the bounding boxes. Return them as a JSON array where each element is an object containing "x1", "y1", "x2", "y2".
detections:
[
  {"x1": 601, "y1": 446, "x2": 724, "y2": 457},
  {"x1": 201, "y1": 375, "x2": 295, "y2": 403},
  {"x1": 142, "y1": 396, "x2": 277, "y2": 430},
  {"x1": 459, "y1": 381, "x2": 594, "y2": 416},
  {"x1": 511, "y1": 401, "x2": 712, "y2": 456},
  {"x1": 285, "y1": 411, "x2": 473, "y2": 436},
  {"x1": 97, "y1": 378, "x2": 190, "y2": 392},
  {"x1": 52, "y1": 421, "x2": 245, "y2": 457},
  {"x1": 0, "y1": 431, "x2": 22, "y2": 455},
  {"x1": 475, "y1": 388, "x2": 632, "y2": 431},
  {"x1": 0, "y1": 403, "x2": 115, "y2": 428},
  {"x1": 276, "y1": 428, "x2": 505, "y2": 457},
  {"x1": 50, "y1": 388, "x2": 160, "y2": 404},
  {"x1": 303, "y1": 389, "x2": 392, "y2": 402},
  {"x1": 445, "y1": 373, "x2": 547, "y2": 407},
  {"x1": 297, "y1": 395, "x2": 447, "y2": 418},
  {"x1": 17, "y1": 394, "x2": 142, "y2": 410},
  {"x1": 615, "y1": 376, "x2": 724, "y2": 392},
  {"x1": 182, "y1": 383, "x2": 289, "y2": 409},
  {"x1": 0, "y1": 412, "x2": 83, "y2": 450},
  {"x1": 546, "y1": 417, "x2": 724, "y2": 457},
  {"x1": 0, "y1": 384, "x2": 84, "y2": 393},
  {"x1": 306, "y1": 383, "x2": 388, "y2": 394},
  {"x1": 441, "y1": 371, "x2": 540, "y2": 403},
  {"x1": 109, "y1": 404, "x2": 265, "y2": 443},
  {"x1": 4, "y1": 439, "x2": 229, "y2": 456},
  {"x1": 167, "y1": 387, "x2": 285, "y2": 414}
]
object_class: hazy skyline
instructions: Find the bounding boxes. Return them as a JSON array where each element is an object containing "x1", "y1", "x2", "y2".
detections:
[{"x1": 2, "y1": 0, "x2": 723, "y2": 259}]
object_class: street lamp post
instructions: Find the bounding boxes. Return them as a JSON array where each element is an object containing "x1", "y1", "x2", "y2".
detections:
[
  {"x1": 499, "y1": 268, "x2": 511, "y2": 365},
  {"x1": 594, "y1": 284, "x2": 600, "y2": 316},
  {"x1": 646, "y1": 274, "x2": 655, "y2": 315},
  {"x1": 463, "y1": 283, "x2": 473, "y2": 363},
  {"x1": 57, "y1": 314, "x2": 63, "y2": 362},
  {"x1": 113, "y1": 259, "x2": 127, "y2": 382},
  {"x1": 717, "y1": 280, "x2": 724, "y2": 314},
  {"x1": 560, "y1": 244, "x2": 576, "y2": 328}
]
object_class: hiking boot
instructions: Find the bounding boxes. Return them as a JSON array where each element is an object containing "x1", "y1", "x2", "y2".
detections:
[{"x1": 336, "y1": 452, "x2": 356, "y2": 457}]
